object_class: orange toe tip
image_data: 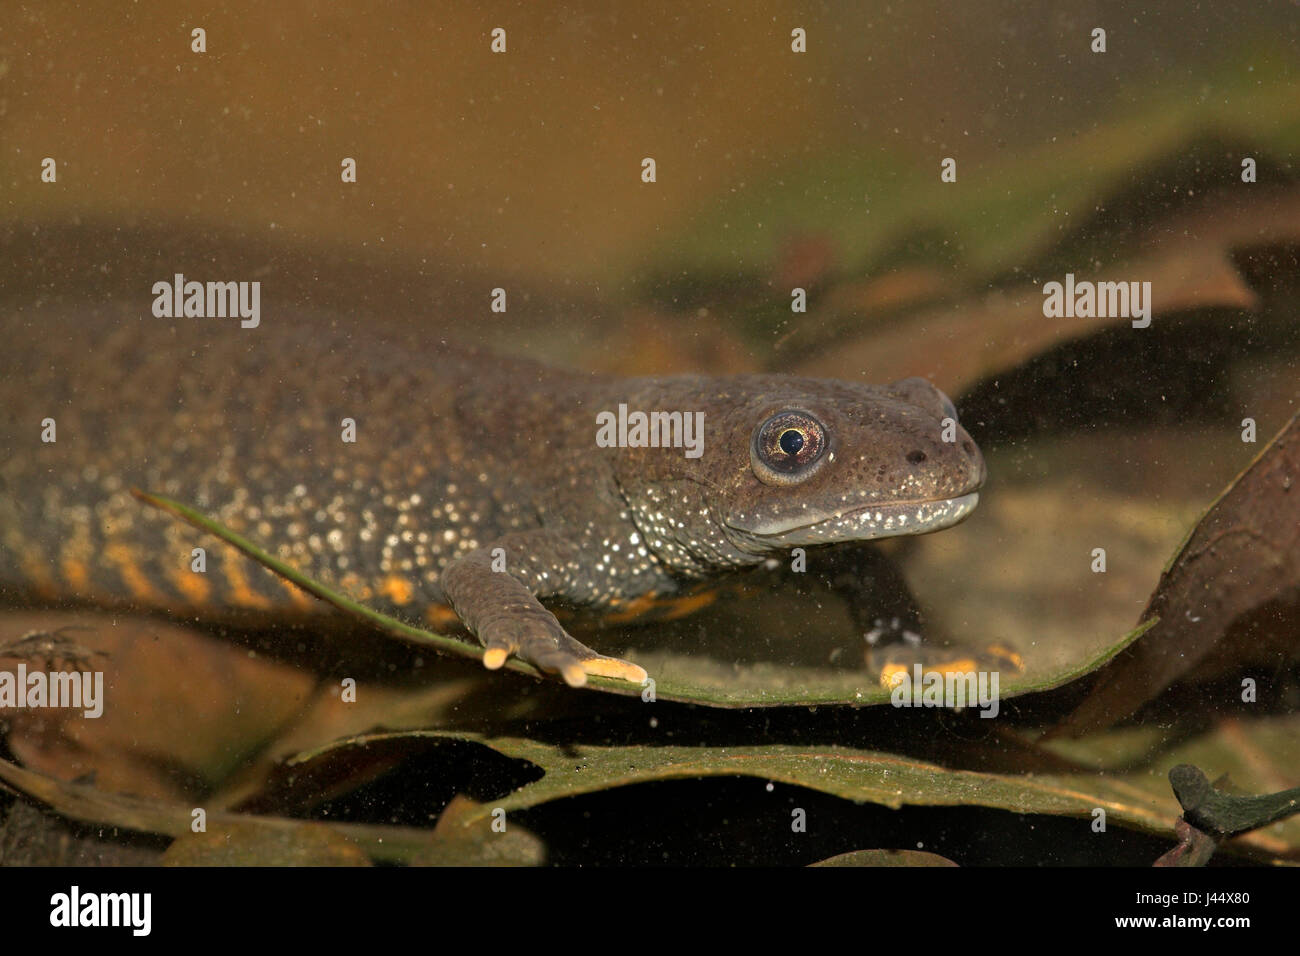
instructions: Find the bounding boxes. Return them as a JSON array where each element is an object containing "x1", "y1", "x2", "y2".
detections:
[
  {"x1": 622, "y1": 664, "x2": 650, "y2": 684},
  {"x1": 581, "y1": 658, "x2": 648, "y2": 683},
  {"x1": 482, "y1": 648, "x2": 508, "y2": 670},
  {"x1": 561, "y1": 664, "x2": 588, "y2": 688},
  {"x1": 879, "y1": 664, "x2": 909, "y2": 689}
]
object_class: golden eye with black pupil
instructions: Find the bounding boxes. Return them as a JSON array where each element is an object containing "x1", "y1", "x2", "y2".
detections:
[{"x1": 751, "y1": 410, "x2": 828, "y2": 485}]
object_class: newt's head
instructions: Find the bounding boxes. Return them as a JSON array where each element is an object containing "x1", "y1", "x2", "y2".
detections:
[{"x1": 614, "y1": 375, "x2": 985, "y2": 568}]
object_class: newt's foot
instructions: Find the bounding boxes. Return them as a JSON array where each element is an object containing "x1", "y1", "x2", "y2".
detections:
[
  {"x1": 478, "y1": 607, "x2": 646, "y2": 687},
  {"x1": 863, "y1": 617, "x2": 1022, "y2": 688},
  {"x1": 872, "y1": 643, "x2": 1024, "y2": 689}
]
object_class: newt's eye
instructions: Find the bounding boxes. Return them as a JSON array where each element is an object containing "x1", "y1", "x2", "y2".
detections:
[{"x1": 752, "y1": 410, "x2": 828, "y2": 485}]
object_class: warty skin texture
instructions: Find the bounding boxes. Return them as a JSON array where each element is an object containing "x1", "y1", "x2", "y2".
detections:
[{"x1": 0, "y1": 305, "x2": 985, "y2": 685}]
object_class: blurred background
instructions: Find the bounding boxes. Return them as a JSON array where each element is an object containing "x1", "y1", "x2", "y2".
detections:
[{"x1": 3, "y1": 2, "x2": 1296, "y2": 362}]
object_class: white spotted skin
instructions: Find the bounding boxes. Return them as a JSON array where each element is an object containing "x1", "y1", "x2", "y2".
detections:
[{"x1": 0, "y1": 305, "x2": 984, "y2": 628}]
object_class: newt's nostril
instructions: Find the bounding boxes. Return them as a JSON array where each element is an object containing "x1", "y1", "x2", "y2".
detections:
[{"x1": 906, "y1": 450, "x2": 927, "y2": 465}]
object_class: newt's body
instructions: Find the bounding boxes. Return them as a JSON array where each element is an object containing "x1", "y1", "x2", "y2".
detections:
[{"x1": 0, "y1": 304, "x2": 986, "y2": 685}]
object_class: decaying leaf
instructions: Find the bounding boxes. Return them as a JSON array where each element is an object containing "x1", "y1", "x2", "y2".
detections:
[
  {"x1": 1056, "y1": 411, "x2": 1300, "y2": 735},
  {"x1": 161, "y1": 821, "x2": 372, "y2": 866}
]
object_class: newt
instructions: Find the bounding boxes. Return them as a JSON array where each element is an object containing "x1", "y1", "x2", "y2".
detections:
[{"x1": 0, "y1": 304, "x2": 989, "y2": 687}]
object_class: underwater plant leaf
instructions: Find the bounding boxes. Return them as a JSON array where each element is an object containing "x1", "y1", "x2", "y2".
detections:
[{"x1": 134, "y1": 490, "x2": 1150, "y2": 709}]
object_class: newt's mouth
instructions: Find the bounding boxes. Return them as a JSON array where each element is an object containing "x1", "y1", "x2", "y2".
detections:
[{"x1": 732, "y1": 492, "x2": 981, "y2": 546}]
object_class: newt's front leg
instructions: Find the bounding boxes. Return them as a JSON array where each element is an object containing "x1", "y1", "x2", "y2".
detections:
[{"x1": 439, "y1": 530, "x2": 648, "y2": 687}]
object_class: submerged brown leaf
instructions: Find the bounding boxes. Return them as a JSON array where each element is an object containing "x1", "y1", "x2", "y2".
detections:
[
  {"x1": 1057, "y1": 411, "x2": 1300, "y2": 735},
  {"x1": 162, "y1": 821, "x2": 372, "y2": 866}
]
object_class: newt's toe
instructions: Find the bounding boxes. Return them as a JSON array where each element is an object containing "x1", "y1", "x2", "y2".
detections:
[
  {"x1": 482, "y1": 647, "x2": 510, "y2": 670},
  {"x1": 986, "y1": 643, "x2": 1024, "y2": 672},
  {"x1": 580, "y1": 655, "x2": 648, "y2": 684},
  {"x1": 559, "y1": 662, "x2": 588, "y2": 687}
]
